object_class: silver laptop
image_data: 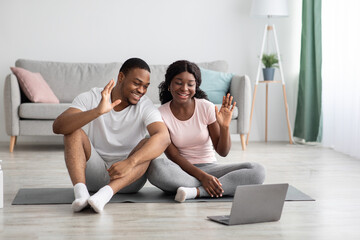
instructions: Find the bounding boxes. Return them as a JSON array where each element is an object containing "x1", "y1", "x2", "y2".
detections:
[{"x1": 207, "y1": 183, "x2": 289, "y2": 225}]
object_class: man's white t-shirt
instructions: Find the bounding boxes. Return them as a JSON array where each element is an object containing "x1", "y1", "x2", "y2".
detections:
[{"x1": 70, "y1": 87, "x2": 163, "y2": 163}]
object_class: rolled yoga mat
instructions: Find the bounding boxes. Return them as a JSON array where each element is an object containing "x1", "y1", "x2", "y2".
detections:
[{"x1": 12, "y1": 185, "x2": 314, "y2": 205}]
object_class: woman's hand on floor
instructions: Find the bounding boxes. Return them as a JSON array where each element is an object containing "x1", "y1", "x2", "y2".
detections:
[{"x1": 199, "y1": 173, "x2": 224, "y2": 197}]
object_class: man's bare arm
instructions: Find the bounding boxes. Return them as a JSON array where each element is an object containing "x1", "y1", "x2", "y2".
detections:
[
  {"x1": 130, "y1": 121, "x2": 170, "y2": 164},
  {"x1": 107, "y1": 121, "x2": 170, "y2": 180},
  {"x1": 53, "y1": 107, "x2": 102, "y2": 135},
  {"x1": 53, "y1": 79, "x2": 121, "y2": 135}
]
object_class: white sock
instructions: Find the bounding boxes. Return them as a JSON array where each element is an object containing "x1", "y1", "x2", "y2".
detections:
[
  {"x1": 175, "y1": 187, "x2": 198, "y2": 203},
  {"x1": 88, "y1": 185, "x2": 114, "y2": 213},
  {"x1": 72, "y1": 183, "x2": 90, "y2": 212}
]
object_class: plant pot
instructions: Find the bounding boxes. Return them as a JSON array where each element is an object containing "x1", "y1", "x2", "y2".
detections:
[{"x1": 263, "y1": 68, "x2": 275, "y2": 81}]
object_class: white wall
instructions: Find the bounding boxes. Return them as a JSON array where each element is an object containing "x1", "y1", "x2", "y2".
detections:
[{"x1": 0, "y1": 0, "x2": 302, "y2": 144}]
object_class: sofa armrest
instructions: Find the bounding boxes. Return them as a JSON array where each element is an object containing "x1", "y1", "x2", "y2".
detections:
[
  {"x1": 230, "y1": 75, "x2": 251, "y2": 135},
  {"x1": 4, "y1": 74, "x2": 21, "y2": 136}
]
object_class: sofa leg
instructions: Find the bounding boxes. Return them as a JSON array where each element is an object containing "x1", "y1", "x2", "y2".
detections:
[
  {"x1": 240, "y1": 134, "x2": 246, "y2": 151},
  {"x1": 10, "y1": 136, "x2": 17, "y2": 153}
]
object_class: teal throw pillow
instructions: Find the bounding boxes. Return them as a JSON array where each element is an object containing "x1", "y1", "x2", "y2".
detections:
[{"x1": 200, "y1": 67, "x2": 233, "y2": 104}]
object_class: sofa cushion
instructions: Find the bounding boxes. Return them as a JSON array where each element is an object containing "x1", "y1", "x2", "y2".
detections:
[
  {"x1": 10, "y1": 67, "x2": 59, "y2": 103},
  {"x1": 148, "y1": 65, "x2": 169, "y2": 104},
  {"x1": 197, "y1": 61, "x2": 229, "y2": 72},
  {"x1": 200, "y1": 67, "x2": 233, "y2": 104},
  {"x1": 19, "y1": 103, "x2": 71, "y2": 120},
  {"x1": 16, "y1": 59, "x2": 121, "y2": 103}
]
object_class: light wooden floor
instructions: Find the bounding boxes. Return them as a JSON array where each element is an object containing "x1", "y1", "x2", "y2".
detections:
[{"x1": 0, "y1": 140, "x2": 360, "y2": 239}]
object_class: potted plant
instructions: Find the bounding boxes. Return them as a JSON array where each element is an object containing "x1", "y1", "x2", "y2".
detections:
[{"x1": 262, "y1": 53, "x2": 278, "y2": 80}]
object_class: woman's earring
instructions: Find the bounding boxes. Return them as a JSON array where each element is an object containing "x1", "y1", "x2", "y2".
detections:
[{"x1": 168, "y1": 87, "x2": 170, "y2": 91}]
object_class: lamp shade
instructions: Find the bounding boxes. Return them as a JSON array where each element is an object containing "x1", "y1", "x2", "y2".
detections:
[{"x1": 251, "y1": 0, "x2": 288, "y2": 17}]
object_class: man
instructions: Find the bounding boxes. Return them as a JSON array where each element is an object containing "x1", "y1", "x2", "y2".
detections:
[{"x1": 53, "y1": 58, "x2": 170, "y2": 213}]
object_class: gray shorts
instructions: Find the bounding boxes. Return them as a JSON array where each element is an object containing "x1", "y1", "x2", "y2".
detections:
[{"x1": 85, "y1": 142, "x2": 147, "y2": 193}]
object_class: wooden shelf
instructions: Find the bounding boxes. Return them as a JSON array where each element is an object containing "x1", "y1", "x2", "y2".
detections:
[{"x1": 259, "y1": 80, "x2": 281, "y2": 84}]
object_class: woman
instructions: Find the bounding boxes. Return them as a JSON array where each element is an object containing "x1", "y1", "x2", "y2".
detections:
[{"x1": 147, "y1": 60, "x2": 265, "y2": 202}]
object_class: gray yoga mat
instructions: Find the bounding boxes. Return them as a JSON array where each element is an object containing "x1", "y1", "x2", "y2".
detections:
[{"x1": 12, "y1": 185, "x2": 314, "y2": 205}]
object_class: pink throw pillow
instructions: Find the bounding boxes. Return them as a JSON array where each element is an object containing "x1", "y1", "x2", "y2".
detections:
[{"x1": 10, "y1": 67, "x2": 59, "y2": 103}]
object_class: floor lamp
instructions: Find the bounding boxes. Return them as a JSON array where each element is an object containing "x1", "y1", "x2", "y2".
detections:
[{"x1": 247, "y1": 0, "x2": 294, "y2": 144}]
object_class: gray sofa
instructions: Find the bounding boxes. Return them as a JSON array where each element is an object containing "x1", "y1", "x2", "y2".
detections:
[{"x1": 4, "y1": 59, "x2": 251, "y2": 152}]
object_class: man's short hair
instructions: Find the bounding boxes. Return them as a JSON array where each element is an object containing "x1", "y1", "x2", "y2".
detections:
[{"x1": 119, "y1": 58, "x2": 151, "y2": 75}]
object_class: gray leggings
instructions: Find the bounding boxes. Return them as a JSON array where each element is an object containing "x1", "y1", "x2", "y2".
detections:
[{"x1": 147, "y1": 158, "x2": 266, "y2": 197}]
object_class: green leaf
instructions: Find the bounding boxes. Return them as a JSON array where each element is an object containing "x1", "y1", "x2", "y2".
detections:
[{"x1": 262, "y1": 53, "x2": 279, "y2": 68}]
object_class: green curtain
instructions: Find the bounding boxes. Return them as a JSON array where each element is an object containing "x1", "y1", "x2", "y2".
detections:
[{"x1": 293, "y1": 0, "x2": 322, "y2": 142}]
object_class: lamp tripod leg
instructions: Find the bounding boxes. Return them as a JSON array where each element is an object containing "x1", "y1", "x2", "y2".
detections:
[
  {"x1": 265, "y1": 83, "x2": 269, "y2": 142},
  {"x1": 246, "y1": 84, "x2": 258, "y2": 145},
  {"x1": 282, "y1": 84, "x2": 293, "y2": 144}
]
